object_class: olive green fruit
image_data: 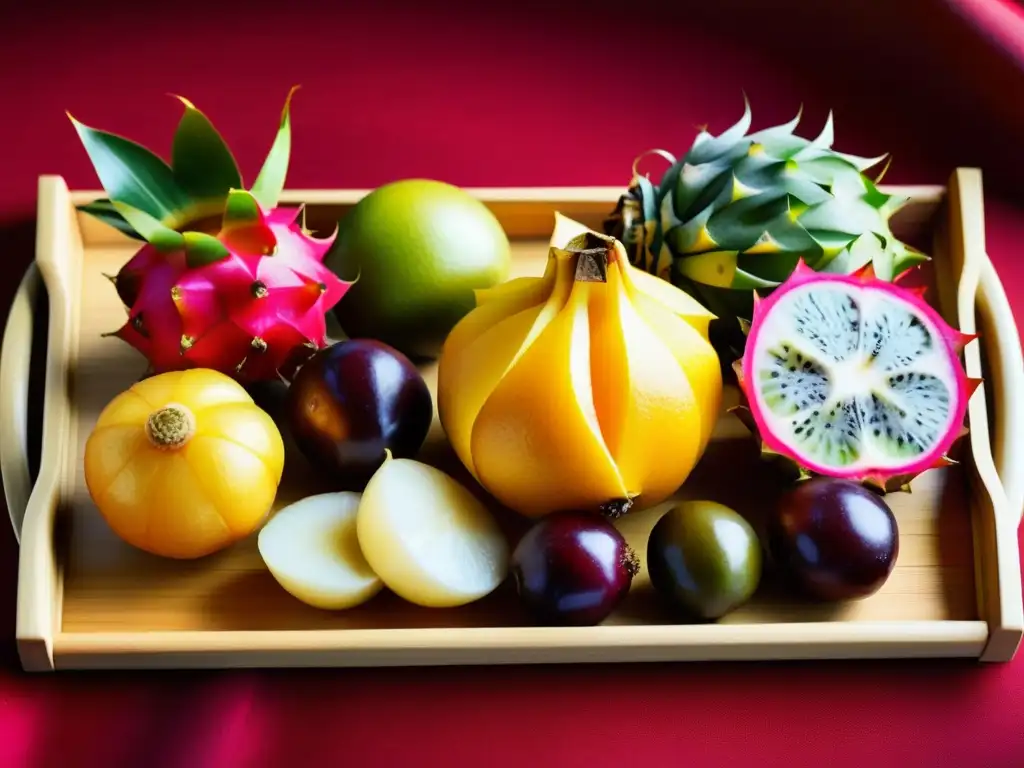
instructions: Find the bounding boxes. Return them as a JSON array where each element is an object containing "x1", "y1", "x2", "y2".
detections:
[
  {"x1": 326, "y1": 179, "x2": 512, "y2": 360},
  {"x1": 647, "y1": 501, "x2": 762, "y2": 620}
]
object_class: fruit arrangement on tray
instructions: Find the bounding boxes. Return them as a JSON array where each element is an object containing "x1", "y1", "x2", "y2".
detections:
[{"x1": 71, "y1": 90, "x2": 981, "y2": 626}]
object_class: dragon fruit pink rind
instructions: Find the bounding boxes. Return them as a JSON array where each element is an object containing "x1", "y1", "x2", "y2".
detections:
[
  {"x1": 71, "y1": 87, "x2": 353, "y2": 382},
  {"x1": 732, "y1": 260, "x2": 981, "y2": 493},
  {"x1": 108, "y1": 197, "x2": 348, "y2": 382}
]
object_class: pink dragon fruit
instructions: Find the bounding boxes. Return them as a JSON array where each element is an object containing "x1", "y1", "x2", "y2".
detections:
[
  {"x1": 731, "y1": 260, "x2": 981, "y2": 493},
  {"x1": 71, "y1": 88, "x2": 352, "y2": 382}
]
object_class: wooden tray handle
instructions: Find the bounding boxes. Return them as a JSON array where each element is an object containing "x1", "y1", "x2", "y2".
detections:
[
  {"x1": 976, "y1": 254, "x2": 1024, "y2": 525},
  {"x1": 949, "y1": 168, "x2": 1024, "y2": 529},
  {"x1": 0, "y1": 265, "x2": 43, "y2": 543}
]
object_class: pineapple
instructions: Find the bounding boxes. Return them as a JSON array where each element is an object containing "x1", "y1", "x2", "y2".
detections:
[{"x1": 603, "y1": 99, "x2": 928, "y2": 355}]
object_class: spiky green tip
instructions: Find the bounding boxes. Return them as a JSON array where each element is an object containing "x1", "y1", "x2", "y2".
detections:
[{"x1": 603, "y1": 97, "x2": 931, "y2": 326}]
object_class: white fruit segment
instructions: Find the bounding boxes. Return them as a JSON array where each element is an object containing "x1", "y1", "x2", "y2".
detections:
[
  {"x1": 356, "y1": 457, "x2": 510, "y2": 608},
  {"x1": 748, "y1": 282, "x2": 960, "y2": 473},
  {"x1": 258, "y1": 492, "x2": 382, "y2": 610}
]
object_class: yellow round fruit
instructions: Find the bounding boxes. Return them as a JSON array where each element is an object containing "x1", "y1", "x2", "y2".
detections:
[{"x1": 84, "y1": 369, "x2": 285, "y2": 559}]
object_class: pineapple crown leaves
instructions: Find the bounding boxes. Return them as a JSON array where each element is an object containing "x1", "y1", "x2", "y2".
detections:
[
  {"x1": 608, "y1": 97, "x2": 929, "y2": 292},
  {"x1": 69, "y1": 86, "x2": 300, "y2": 263}
]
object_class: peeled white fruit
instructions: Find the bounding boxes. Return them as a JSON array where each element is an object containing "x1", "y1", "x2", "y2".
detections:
[
  {"x1": 258, "y1": 492, "x2": 382, "y2": 610},
  {"x1": 357, "y1": 453, "x2": 510, "y2": 608}
]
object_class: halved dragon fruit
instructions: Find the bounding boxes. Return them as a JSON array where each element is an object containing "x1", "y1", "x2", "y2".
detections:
[{"x1": 732, "y1": 261, "x2": 980, "y2": 493}]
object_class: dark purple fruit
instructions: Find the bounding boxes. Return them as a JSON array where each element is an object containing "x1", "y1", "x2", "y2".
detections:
[
  {"x1": 510, "y1": 511, "x2": 639, "y2": 626},
  {"x1": 767, "y1": 478, "x2": 899, "y2": 601},
  {"x1": 286, "y1": 339, "x2": 433, "y2": 488},
  {"x1": 246, "y1": 379, "x2": 290, "y2": 420}
]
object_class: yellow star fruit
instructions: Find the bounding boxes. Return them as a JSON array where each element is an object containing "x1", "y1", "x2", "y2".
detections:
[{"x1": 436, "y1": 213, "x2": 723, "y2": 519}]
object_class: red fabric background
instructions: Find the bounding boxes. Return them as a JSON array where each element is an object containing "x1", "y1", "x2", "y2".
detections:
[{"x1": 2, "y1": 0, "x2": 1024, "y2": 764}]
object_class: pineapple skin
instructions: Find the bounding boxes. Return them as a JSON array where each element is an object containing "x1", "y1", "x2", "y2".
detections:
[{"x1": 603, "y1": 100, "x2": 929, "y2": 357}]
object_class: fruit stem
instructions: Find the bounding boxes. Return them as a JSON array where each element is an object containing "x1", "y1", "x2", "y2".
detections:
[
  {"x1": 145, "y1": 403, "x2": 196, "y2": 450},
  {"x1": 599, "y1": 497, "x2": 634, "y2": 520},
  {"x1": 564, "y1": 232, "x2": 614, "y2": 283},
  {"x1": 574, "y1": 248, "x2": 609, "y2": 283},
  {"x1": 621, "y1": 544, "x2": 641, "y2": 577}
]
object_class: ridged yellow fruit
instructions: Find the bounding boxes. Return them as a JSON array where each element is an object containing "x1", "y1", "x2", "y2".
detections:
[
  {"x1": 84, "y1": 369, "x2": 285, "y2": 559},
  {"x1": 436, "y1": 213, "x2": 723, "y2": 519}
]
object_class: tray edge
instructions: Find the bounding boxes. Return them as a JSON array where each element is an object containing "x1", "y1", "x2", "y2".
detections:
[
  {"x1": 14, "y1": 173, "x2": 1020, "y2": 670},
  {"x1": 50, "y1": 621, "x2": 989, "y2": 670}
]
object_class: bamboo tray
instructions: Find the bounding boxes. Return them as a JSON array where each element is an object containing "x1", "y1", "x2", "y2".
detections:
[{"x1": 3, "y1": 170, "x2": 1023, "y2": 672}]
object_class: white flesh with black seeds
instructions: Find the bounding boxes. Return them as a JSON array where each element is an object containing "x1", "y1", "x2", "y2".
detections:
[{"x1": 750, "y1": 282, "x2": 960, "y2": 473}]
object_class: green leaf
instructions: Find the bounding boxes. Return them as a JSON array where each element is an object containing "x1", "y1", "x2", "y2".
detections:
[
  {"x1": 655, "y1": 178, "x2": 681, "y2": 232},
  {"x1": 77, "y1": 199, "x2": 145, "y2": 240},
  {"x1": 632, "y1": 175, "x2": 665, "y2": 271},
  {"x1": 251, "y1": 86, "x2": 299, "y2": 209},
  {"x1": 673, "y1": 159, "x2": 732, "y2": 223},
  {"x1": 68, "y1": 112, "x2": 195, "y2": 224},
  {"x1": 221, "y1": 189, "x2": 278, "y2": 256},
  {"x1": 763, "y1": 215, "x2": 819, "y2": 256},
  {"x1": 880, "y1": 193, "x2": 910, "y2": 219},
  {"x1": 795, "y1": 154, "x2": 862, "y2": 186},
  {"x1": 860, "y1": 176, "x2": 891, "y2": 209},
  {"x1": 183, "y1": 232, "x2": 231, "y2": 267},
  {"x1": 676, "y1": 250, "x2": 739, "y2": 288},
  {"x1": 807, "y1": 229, "x2": 860, "y2": 268},
  {"x1": 705, "y1": 191, "x2": 788, "y2": 251},
  {"x1": 732, "y1": 151, "x2": 787, "y2": 191},
  {"x1": 110, "y1": 201, "x2": 185, "y2": 251},
  {"x1": 892, "y1": 246, "x2": 930, "y2": 275},
  {"x1": 633, "y1": 174, "x2": 659, "y2": 226},
  {"x1": 830, "y1": 170, "x2": 869, "y2": 200},
  {"x1": 737, "y1": 251, "x2": 801, "y2": 285},
  {"x1": 754, "y1": 130, "x2": 809, "y2": 160},
  {"x1": 170, "y1": 95, "x2": 242, "y2": 201},
  {"x1": 796, "y1": 193, "x2": 882, "y2": 236},
  {"x1": 821, "y1": 233, "x2": 878, "y2": 276},
  {"x1": 778, "y1": 170, "x2": 831, "y2": 206},
  {"x1": 685, "y1": 97, "x2": 754, "y2": 166},
  {"x1": 731, "y1": 265, "x2": 783, "y2": 290},
  {"x1": 867, "y1": 240, "x2": 895, "y2": 280},
  {"x1": 805, "y1": 111, "x2": 834, "y2": 153},
  {"x1": 834, "y1": 150, "x2": 888, "y2": 173},
  {"x1": 664, "y1": 204, "x2": 715, "y2": 254},
  {"x1": 748, "y1": 106, "x2": 803, "y2": 145},
  {"x1": 223, "y1": 188, "x2": 263, "y2": 225}
]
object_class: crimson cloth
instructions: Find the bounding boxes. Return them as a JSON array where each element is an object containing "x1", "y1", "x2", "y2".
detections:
[{"x1": 1, "y1": 1, "x2": 1023, "y2": 765}]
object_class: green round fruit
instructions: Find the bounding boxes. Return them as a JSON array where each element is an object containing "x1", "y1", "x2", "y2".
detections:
[
  {"x1": 647, "y1": 501, "x2": 762, "y2": 620},
  {"x1": 326, "y1": 179, "x2": 511, "y2": 360}
]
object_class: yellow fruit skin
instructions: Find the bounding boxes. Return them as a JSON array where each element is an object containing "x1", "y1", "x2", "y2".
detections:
[
  {"x1": 437, "y1": 213, "x2": 722, "y2": 519},
  {"x1": 84, "y1": 369, "x2": 285, "y2": 559}
]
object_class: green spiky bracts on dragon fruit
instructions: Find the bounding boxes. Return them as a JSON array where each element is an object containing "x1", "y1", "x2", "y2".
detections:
[
  {"x1": 71, "y1": 88, "x2": 352, "y2": 382},
  {"x1": 603, "y1": 99, "x2": 929, "y2": 358}
]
